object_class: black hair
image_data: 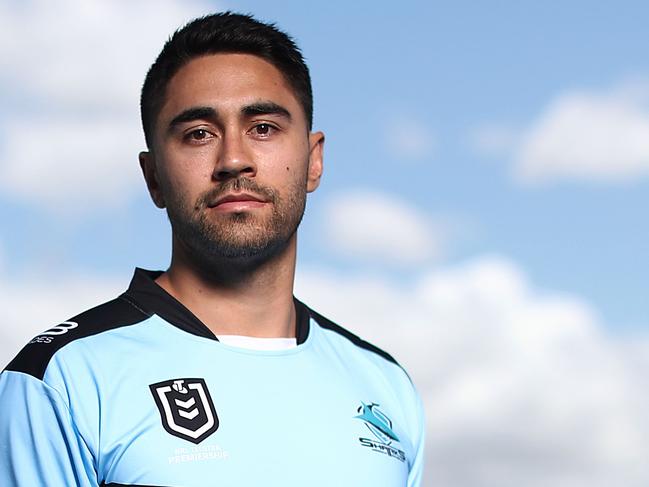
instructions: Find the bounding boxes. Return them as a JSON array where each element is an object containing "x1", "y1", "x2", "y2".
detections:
[{"x1": 140, "y1": 12, "x2": 313, "y2": 148}]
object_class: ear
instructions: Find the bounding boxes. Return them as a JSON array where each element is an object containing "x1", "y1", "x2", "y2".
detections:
[
  {"x1": 139, "y1": 151, "x2": 166, "y2": 208},
  {"x1": 306, "y1": 131, "x2": 324, "y2": 193}
]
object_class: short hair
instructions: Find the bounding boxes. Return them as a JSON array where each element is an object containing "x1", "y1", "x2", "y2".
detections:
[{"x1": 140, "y1": 12, "x2": 313, "y2": 148}]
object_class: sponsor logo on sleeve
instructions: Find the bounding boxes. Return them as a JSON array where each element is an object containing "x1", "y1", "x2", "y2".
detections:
[
  {"x1": 29, "y1": 321, "x2": 79, "y2": 344},
  {"x1": 150, "y1": 378, "x2": 219, "y2": 444},
  {"x1": 355, "y1": 402, "x2": 406, "y2": 462}
]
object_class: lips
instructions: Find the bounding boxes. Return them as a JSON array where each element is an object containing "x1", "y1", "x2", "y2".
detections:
[
  {"x1": 208, "y1": 192, "x2": 268, "y2": 211},
  {"x1": 210, "y1": 192, "x2": 266, "y2": 207}
]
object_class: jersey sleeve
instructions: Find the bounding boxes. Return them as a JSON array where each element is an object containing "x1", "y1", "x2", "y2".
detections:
[
  {"x1": 0, "y1": 370, "x2": 98, "y2": 487},
  {"x1": 407, "y1": 385, "x2": 426, "y2": 487}
]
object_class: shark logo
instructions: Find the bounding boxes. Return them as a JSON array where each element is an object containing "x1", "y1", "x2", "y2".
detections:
[
  {"x1": 355, "y1": 402, "x2": 406, "y2": 462},
  {"x1": 355, "y1": 402, "x2": 400, "y2": 445},
  {"x1": 150, "y1": 378, "x2": 219, "y2": 444}
]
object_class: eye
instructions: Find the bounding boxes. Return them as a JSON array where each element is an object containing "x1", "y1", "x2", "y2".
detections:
[
  {"x1": 184, "y1": 128, "x2": 214, "y2": 143},
  {"x1": 250, "y1": 123, "x2": 276, "y2": 138}
]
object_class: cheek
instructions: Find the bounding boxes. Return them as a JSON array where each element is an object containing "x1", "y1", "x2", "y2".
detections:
[
  {"x1": 162, "y1": 142, "x2": 216, "y2": 175},
  {"x1": 157, "y1": 169, "x2": 205, "y2": 211},
  {"x1": 159, "y1": 151, "x2": 214, "y2": 190},
  {"x1": 255, "y1": 145, "x2": 308, "y2": 184},
  {"x1": 279, "y1": 159, "x2": 309, "y2": 187}
]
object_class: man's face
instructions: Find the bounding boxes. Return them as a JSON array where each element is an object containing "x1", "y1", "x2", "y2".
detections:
[{"x1": 140, "y1": 53, "x2": 323, "y2": 267}]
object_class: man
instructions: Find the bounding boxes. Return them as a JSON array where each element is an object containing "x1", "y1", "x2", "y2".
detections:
[{"x1": 0, "y1": 12, "x2": 424, "y2": 486}]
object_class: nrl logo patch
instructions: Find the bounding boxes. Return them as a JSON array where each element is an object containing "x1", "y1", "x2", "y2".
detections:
[{"x1": 150, "y1": 378, "x2": 219, "y2": 444}]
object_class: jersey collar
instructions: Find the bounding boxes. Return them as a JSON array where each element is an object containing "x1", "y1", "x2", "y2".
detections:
[{"x1": 122, "y1": 268, "x2": 311, "y2": 345}]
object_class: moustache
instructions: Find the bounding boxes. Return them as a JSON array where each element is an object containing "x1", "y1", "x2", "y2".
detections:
[{"x1": 198, "y1": 178, "x2": 277, "y2": 208}]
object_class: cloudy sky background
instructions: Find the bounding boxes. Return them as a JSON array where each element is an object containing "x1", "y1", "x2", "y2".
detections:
[{"x1": 1, "y1": 1, "x2": 648, "y2": 485}]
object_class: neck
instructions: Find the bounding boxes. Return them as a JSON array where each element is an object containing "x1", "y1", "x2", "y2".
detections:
[{"x1": 156, "y1": 235, "x2": 298, "y2": 338}]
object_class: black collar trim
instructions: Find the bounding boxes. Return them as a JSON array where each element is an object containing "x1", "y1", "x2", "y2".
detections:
[{"x1": 122, "y1": 268, "x2": 311, "y2": 345}]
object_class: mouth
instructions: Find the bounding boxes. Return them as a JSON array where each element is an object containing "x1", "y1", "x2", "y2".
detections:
[{"x1": 208, "y1": 192, "x2": 269, "y2": 212}]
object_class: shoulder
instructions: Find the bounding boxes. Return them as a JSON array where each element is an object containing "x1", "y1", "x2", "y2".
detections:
[
  {"x1": 303, "y1": 302, "x2": 422, "y2": 421},
  {"x1": 303, "y1": 301, "x2": 403, "y2": 370},
  {"x1": 4, "y1": 294, "x2": 150, "y2": 380}
]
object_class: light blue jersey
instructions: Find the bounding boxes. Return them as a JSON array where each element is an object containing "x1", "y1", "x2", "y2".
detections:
[{"x1": 0, "y1": 269, "x2": 425, "y2": 486}]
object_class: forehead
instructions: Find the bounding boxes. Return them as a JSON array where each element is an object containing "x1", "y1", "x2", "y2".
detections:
[{"x1": 159, "y1": 53, "x2": 303, "y2": 123}]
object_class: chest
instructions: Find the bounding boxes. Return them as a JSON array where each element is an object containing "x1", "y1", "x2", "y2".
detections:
[{"x1": 90, "y1": 350, "x2": 412, "y2": 486}]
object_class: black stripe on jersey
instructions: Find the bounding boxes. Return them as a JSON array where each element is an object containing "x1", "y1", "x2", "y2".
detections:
[
  {"x1": 123, "y1": 268, "x2": 217, "y2": 340},
  {"x1": 294, "y1": 298, "x2": 311, "y2": 344},
  {"x1": 5, "y1": 296, "x2": 149, "y2": 380},
  {"x1": 303, "y1": 303, "x2": 400, "y2": 366}
]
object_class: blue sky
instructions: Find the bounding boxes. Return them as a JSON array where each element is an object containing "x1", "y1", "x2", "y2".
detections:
[
  {"x1": 1, "y1": 1, "x2": 648, "y2": 485},
  {"x1": 1, "y1": 0, "x2": 647, "y2": 329}
]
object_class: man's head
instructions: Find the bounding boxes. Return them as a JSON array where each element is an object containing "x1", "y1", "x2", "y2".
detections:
[
  {"x1": 138, "y1": 13, "x2": 323, "y2": 273},
  {"x1": 140, "y1": 12, "x2": 313, "y2": 150}
]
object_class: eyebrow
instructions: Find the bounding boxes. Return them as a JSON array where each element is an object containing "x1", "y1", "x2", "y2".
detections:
[
  {"x1": 241, "y1": 101, "x2": 292, "y2": 121},
  {"x1": 167, "y1": 101, "x2": 293, "y2": 132},
  {"x1": 168, "y1": 106, "x2": 218, "y2": 129}
]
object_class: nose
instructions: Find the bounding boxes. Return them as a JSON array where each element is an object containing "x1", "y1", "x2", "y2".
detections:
[{"x1": 212, "y1": 129, "x2": 256, "y2": 181}]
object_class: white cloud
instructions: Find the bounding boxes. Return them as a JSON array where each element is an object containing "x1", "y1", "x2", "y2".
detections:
[
  {"x1": 516, "y1": 87, "x2": 649, "y2": 184},
  {"x1": 385, "y1": 116, "x2": 436, "y2": 160},
  {"x1": 0, "y1": 0, "x2": 212, "y2": 212},
  {"x1": 1, "y1": 117, "x2": 143, "y2": 212},
  {"x1": 472, "y1": 80, "x2": 649, "y2": 185},
  {"x1": 321, "y1": 189, "x2": 443, "y2": 266},
  {"x1": 296, "y1": 256, "x2": 649, "y2": 487}
]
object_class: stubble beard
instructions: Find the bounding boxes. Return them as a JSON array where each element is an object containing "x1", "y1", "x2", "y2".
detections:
[{"x1": 165, "y1": 177, "x2": 307, "y2": 273}]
